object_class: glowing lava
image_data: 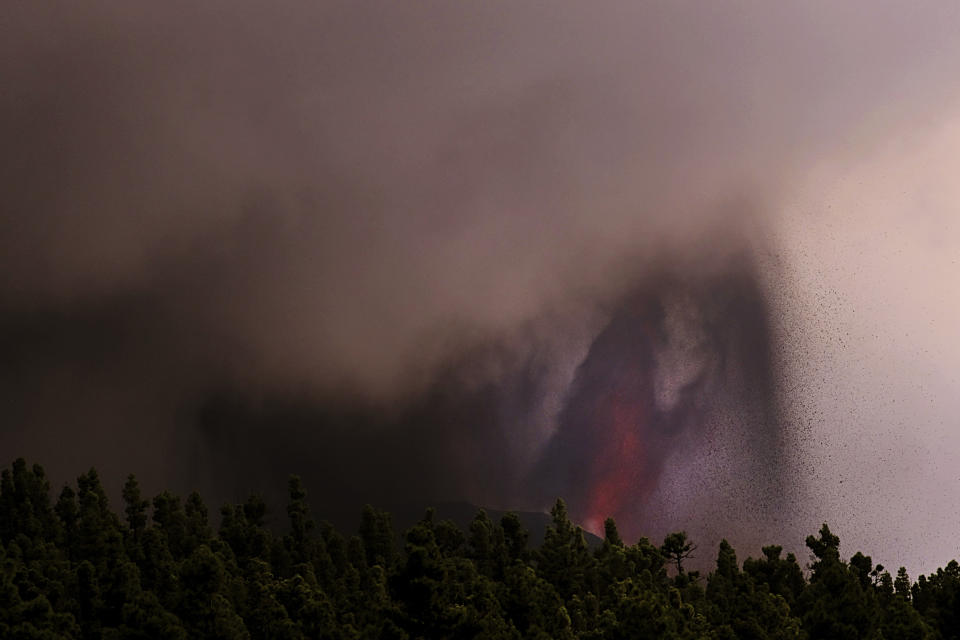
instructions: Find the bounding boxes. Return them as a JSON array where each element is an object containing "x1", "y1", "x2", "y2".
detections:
[
  {"x1": 537, "y1": 297, "x2": 667, "y2": 537},
  {"x1": 582, "y1": 393, "x2": 652, "y2": 534}
]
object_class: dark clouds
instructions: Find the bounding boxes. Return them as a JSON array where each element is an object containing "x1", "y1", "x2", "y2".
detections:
[{"x1": 4, "y1": 1, "x2": 960, "y2": 560}]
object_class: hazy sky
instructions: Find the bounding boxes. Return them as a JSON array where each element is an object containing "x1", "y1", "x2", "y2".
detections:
[{"x1": 3, "y1": 1, "x2": 960, "y2": 574}]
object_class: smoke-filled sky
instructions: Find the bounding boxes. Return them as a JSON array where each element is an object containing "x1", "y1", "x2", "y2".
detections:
[{"x1": 3, "y1": 1, "x2": 960, "y2": 574}]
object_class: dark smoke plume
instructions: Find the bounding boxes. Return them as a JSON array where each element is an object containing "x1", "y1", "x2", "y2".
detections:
[
  {"x1": 536, "y1": 259, "x2": 784, "y2": 539},
  {"x1": 181, "y1": 245, "x2": 791, "y2": 550},
  {"x1": 5, "y1": 1, "x2": 960, "y2": 563}
]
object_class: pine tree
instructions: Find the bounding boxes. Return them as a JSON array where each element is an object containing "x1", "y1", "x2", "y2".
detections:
[
  {"x1": 661, "y1": 531, "x2": 697, "y2": 577},
  {"x1": 798, "y1": 524, "x2": 878, "y2": 639},
  {"x1": 358, "y1": 504, "x2": 395, "y2": 569},
  {"x1": 122, "y1": 475, "x2": 149, "y2": 539},
  {"x1": 538, "y1": 499, "x2": 595, "y2": 602}
]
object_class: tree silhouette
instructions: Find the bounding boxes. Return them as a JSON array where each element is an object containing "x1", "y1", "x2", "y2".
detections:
[
  {"x1": 3, "y1": 458, "x2": 960, "y2": 638},
  {"x1": 661, "y1": 531, "x2": 697, "y2": 575}
]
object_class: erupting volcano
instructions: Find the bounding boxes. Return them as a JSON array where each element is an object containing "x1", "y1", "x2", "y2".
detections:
[
  {"x1": 7, "y1": 0, "x2": 960, "y2": 577},
  {"x1": 535, "y1": 260, "x2": 784, "y2": 541}
]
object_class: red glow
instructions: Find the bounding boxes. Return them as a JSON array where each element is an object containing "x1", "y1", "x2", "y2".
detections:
[
  {"x1": 581, "y1": 308, "x2": 662, "y2": 535},
  {"x1": 554, "y1": 305, "x2": 668, "y2": 538},
  {"x1": 583, "y1": 390, "x2": 655, "y2": 534}
]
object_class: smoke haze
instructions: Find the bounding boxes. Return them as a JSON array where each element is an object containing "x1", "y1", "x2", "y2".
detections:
[{"x1": 4, "y1": 1, "x2": 960, "y2": 571}]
